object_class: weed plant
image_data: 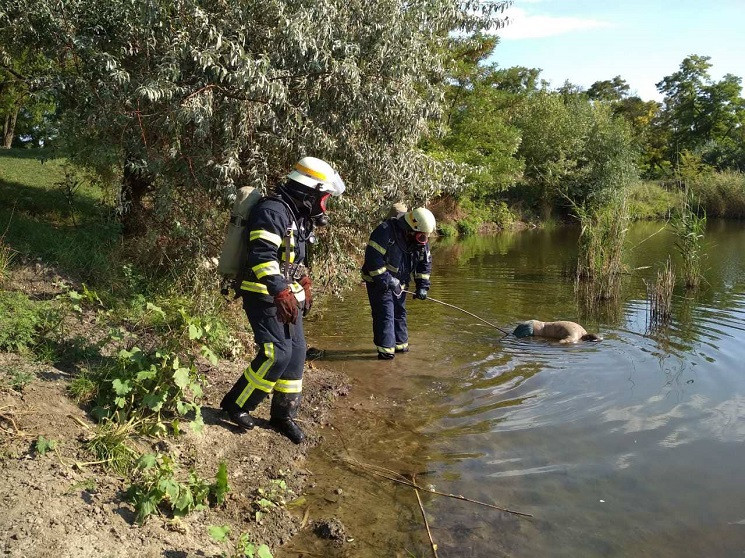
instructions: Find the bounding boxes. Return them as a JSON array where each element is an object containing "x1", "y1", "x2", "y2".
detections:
[
  {"x1": 574, "y1": 192, "x2": 629, "y2": 301},
  {"x1": 126, "y1": 453, "x2": 228, "y2": 524},
  {"x1": 0, "y1": 291, "x2": 62, "y2": 353},
  {"x1": 672, "y1": 193, "x2": 707, "y2": 289},
  {"x1": 646, "y1": 257, "x2": 675, "y2": 329},
  {"x1": 85, "y1": 420, "x2": 140, "y2": 475},
  {"x1": 208, "y1": 526, "x2": 273, "y2": 558}
]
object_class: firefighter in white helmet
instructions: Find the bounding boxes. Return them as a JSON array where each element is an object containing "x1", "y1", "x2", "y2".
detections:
[
  {"x1": 220, "y1": 156, "x2": 344, "y2": 443},
  {"x1": 361, "y1": 206, "x2": 435, "y2": 359}
]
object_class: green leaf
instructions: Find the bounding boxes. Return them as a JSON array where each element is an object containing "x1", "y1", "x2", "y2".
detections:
[
  {"x1": 137, "y1": 453, "x2": 157, "y2": 470},
  {"x1": 207, "y1": 524, "x2": 230, "y2": 542},
  {"x1": 159, "y1": 478, "x2": 180, "y2": 503},
  {"x1": 176, "y1": 401, "x2": 191, "y2": 415},
  {"x1": 112, "y1": 378, "x2": 132, "y2": 395},
  {"x1": 114, "y1": 396, "x2": 127, "y2": 408},
  {"x1": 213, "y1": 462, "x2": 229, "y2": 505},
  {"x1": 136, "y1": 368, "x2": 157, "y2": 381},
  {"x1": 173, "y1": 368, "x2": 190, "y2": 389},
  {"x1": 174, "y1": 485, "x2": 194, "y2": 513},
  {"x1": 143, "y1": 392, "x2": 166, "y2": 411},
  {"x1": 189, "y1": 382, "x2": 203, "y2": 398},
  {"x1": 200, "y1": 345, "x2": 218, "y2": 365},
  {"x1": 190, "y1": 409, "x2": 205, "y2": 433},
  {"x1": 188, "y1": 323, "x2": 203, "y2": 340},
  {"x1": 146, "y1": 302, "x2": 166, "y2": 318},
  {"x1": 257, "y1": 545, "x2": 273, "y2": 558},
  {"x1": 35, "y1": 435, "x2": 58, "y2": 456}
]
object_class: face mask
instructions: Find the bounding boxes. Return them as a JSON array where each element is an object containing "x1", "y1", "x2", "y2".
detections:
[{"x1": 409, "y1": 231, "x2": 428, "y2": 245}]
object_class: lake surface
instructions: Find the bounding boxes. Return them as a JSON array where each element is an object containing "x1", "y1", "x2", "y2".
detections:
[{"x1": 280, "y1": 220, "x2": 745, "y2": 557}]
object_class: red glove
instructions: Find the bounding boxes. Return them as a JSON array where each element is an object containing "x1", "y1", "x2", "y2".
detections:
[
  {"x1": 299, "y1": 275, "x2": 313, "y2": 316},
  {"x1": 274, "y1": 288, "x2": 298, "y2": 324}
]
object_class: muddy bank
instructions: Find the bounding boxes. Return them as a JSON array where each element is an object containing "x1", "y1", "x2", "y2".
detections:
[
  {"x1": 0, "y1": 264, "x2": 351, "y2": 558},
  {"x1": 0, "y1": 352, "x2": 349, "y2": 558}
]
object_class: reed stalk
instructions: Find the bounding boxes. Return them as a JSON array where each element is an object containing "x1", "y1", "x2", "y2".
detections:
[{"x1": 672, "y1": 192, "x2": 706, "y2": 289}]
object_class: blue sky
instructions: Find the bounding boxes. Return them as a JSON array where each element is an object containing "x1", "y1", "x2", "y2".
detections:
[{"x1": 491, "y1": 0, "x2": 745, "y2": 101}]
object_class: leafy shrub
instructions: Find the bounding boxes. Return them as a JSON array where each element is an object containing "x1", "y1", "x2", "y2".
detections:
[
  {"x1": 90, "y1": 346, "x2": 206, "y2": 436},
  {"x1": 0, "y1": 291, "x2": 60, "y2": 353},
  {"x1": 438, "y1": 223, "x2": 458, "y2": 238},
  {"x1": 127, "y1": 454, "x2": 229, "y2": 524}
]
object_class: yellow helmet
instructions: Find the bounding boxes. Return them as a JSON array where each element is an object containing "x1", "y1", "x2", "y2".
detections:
[{"x1": 404, "y1": 207, "x2": 436, "y2": 234}]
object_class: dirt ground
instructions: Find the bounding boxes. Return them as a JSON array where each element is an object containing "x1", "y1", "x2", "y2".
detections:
[{"x1": 0, "y1": 266, "x2": 351, "y2": 558}]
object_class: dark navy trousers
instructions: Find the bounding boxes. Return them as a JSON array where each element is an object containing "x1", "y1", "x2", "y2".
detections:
[{"x1": 366, "y1": 282, "x2": 409, "y2": 355}]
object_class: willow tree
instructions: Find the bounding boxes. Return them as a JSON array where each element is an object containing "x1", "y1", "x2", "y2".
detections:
[{"x1": 1, "y1": 0, "x2": 510, "y2": 285}]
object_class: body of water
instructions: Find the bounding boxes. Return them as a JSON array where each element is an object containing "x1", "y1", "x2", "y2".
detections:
[{"x1": 280, "y1": 220, "x2": 745, "y2": 557}]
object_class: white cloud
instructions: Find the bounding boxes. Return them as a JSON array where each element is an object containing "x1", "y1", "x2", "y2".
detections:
[{"x1": 497, "y1": 7, "x2": 612, "y2": 40}]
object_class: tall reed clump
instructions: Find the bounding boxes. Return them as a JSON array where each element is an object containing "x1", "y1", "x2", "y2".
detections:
[
  {"x1": 574, "y1": 192, "x2": 630, "y2": 302},
  {"x1": 672, "y1": 192, "x2": 706, "y2": 289},
  {"x1": 646, "y1": 256, "x2": 675, "y2": 330}
]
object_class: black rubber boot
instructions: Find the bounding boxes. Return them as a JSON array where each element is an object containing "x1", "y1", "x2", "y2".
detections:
[
  {"x1": 220, "y1": 396, "x2": 255, "y2": 430},
  {"x1": 270, "y1": 392, "x2": 305, "y2": 444},
  {"x1": 377, "y1": 352, "x2": 395, "y2": 360}
]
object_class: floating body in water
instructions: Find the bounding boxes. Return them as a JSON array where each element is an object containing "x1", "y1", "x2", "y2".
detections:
[{"x1": 513, "y1": 320, "x2": 602, "y2": 343}]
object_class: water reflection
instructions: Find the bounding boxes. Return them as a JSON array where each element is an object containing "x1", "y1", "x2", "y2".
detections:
[{"x1": 281, "y1": 220, "x2": 745, "y2": 558}]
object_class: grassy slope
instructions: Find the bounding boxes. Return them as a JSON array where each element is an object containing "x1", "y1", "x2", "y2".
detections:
[{"x1": 0, "y1": 148, "x2": 118, "y2": 282}]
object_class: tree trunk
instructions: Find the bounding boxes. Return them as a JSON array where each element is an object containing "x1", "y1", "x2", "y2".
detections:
[
  {"x1": 2, "y1": 106, "x2": 19, "y2": 149},
  {"x1": 120, "y1": 158, "x2": 153, "y2": 237}
]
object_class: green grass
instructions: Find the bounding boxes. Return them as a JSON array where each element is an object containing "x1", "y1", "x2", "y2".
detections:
[{"x1": 0, "y1": 148, "x2": 119, "y2": 282}]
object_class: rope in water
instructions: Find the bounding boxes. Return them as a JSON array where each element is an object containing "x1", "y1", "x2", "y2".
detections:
[{"x1": 403, "y1": 290, "x2": 511, "y2": 336}]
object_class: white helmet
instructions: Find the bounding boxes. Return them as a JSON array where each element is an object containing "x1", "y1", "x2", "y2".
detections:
[
  {"x1": 404, "y1": 207, "x2": 436, "y2": 234},
  {"x1": 287, "y1": 156, "x2": 346, "y2": 197}
]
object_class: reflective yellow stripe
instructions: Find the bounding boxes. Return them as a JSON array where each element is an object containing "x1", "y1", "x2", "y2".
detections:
[
  {"x1": 368, "y1": 240, "x2": 387, "y2": 255},
  {"x1": 369, "y1": 266, "x2": 387, "y2": 277},
  {"x1": 386, "y1": 264, "x2": 399, "y2": 273},
  {"x1": 250, "y1": 229, "x2": 282, "y2": 246},
  {"x1": 361, "y1": 272, "x2": 373, "y2": 282},
  {"x1": 240, "y1": 281, "x2": 270, "y2": 294},
  {"x1": 376, "y1": 346, "x2": 395, "y2": 354},
  {"x1": 236, "y1": 343, "x2": 276, "y2": 406},
  {"x1": 290, "y1": 281, "x2": 306, "y2": 302},
  {"x1": 253, "y1": 261, "x2": 281, "y2": 279},
  {"x1": 274, "y1": 378, "x2": 302, "y2": 393},
  {"x1": 295, "y1": 162, "x2": 328, "y2": 182},
  {"x1": 415, "y1": 273, "x2": 430, "y2": 280},
  {"x1": 395, "y1": 343, "x2": 409, "y2": 350}
]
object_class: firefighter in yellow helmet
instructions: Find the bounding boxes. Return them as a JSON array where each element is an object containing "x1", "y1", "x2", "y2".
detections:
[
  {"x1": 361, "y1": 207, "x2": 436, "y2": 359},
  {"x1": 220, "y1": 157, "x2": 345, "y2": 443}
]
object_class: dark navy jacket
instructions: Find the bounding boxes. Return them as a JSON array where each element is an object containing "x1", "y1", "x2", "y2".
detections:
[
  {"x1": 239, "y1": 197, "x2": 307, "y2": 304},
  {"x1": 361, "y1": 217, "x2": 431, "y2": 290}
]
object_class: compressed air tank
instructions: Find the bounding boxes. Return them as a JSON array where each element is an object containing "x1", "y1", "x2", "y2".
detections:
[{"x1": 217, "y1": 186, "x2": 263, "y2": 278}]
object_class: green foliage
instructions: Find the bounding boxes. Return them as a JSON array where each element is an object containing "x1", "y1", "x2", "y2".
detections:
[
  {"x1": 34, "y1": 435, "x2": 58, "y2": 456},
  {"x1": 574, "y1": 191, "x2": 630, "y2": 301},
  {"x1": 0, "y1": 150, "x2": 119, "y2": 282},
  {"x1": 437, "y1": 223, "x2": 458, "y2": 238},
  {"x1": 1, "y1": 0, "x2": 509, "y2": 291},
  {"x1": 0, "y1": 291, "x2": 60, "y2": 353},
  {"x1": 0, "y1": 236, "x2": 14, "y2": 286},
  {"x1": 1, "y1": 367, "x2": 34, "y2": 392},
  {"x1": 686, "y1": 170, "x2": 745, "y2": 219},
  {"x1": 656, "y1": 55, "x2": 745, "y2": 171},
  {"x1": 627, "y1": 180, "x2": 681, "y2": 220},
  {"x1": 208, "y1": 526, "x2": 273, "y2": 558},
  {"x1": 513, "y1": 92, "x2": 638, "y2": 217},
  {"x1": 85, "y1": 420, "x2": 139, "y2": 475},
  {"x1": 672, "y1": 192, "x2": 707, "y2": 289},
  {"x1": 253, "y1": 477, "x2": 294, "y2": 524},
  {"x1": 208, "y1": 528, "x2": 273, "y2": 558},
  {"x1": 90, "y1": 346, "x2": 206, "y2": 436},
  {"x1": 127, "y1": 454, "x2": 229, "y2": 524}
]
